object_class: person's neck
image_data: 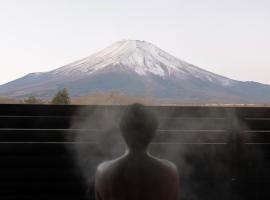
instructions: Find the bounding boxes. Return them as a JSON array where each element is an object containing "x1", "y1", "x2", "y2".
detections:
[{"x1": 125, "y1": 148, "x2": 149, "y2": 157}]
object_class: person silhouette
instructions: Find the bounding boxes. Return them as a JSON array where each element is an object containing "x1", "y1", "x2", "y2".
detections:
[{"x1": 95, "y1": 103, "x2": 179, "y2": 200}]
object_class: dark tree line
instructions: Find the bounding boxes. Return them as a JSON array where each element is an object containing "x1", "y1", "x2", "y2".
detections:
[{"x1": 24, "y1": 88, "x2": 70, "y2": 105}]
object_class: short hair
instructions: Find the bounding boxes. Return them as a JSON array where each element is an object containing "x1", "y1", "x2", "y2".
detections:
[{"x1": 120, "y1": 103, "x2": 158, "y2": 150}]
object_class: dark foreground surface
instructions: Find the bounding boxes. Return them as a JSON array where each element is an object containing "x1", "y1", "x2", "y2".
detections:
[{"x1": 0, "y1": 104, "x2": 269, "y2": 200}]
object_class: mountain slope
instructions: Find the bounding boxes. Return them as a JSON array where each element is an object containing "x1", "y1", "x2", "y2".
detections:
[{"x1": 0, "y1": 40, "x2": 269, "y2": 103}]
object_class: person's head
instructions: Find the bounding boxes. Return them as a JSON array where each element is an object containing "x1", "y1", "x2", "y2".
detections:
[{"x1": 120, "y1": 103, "x2": 158, "y2": 151}]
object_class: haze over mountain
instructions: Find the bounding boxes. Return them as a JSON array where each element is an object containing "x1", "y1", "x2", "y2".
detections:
[{"x1": 0, "y1": 40, "x2": 270, "y2": 103}]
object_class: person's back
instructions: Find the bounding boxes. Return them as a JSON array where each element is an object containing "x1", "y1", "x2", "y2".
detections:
[{"x1": 95, "y1": 104, "x2": 179, "y2": 200}]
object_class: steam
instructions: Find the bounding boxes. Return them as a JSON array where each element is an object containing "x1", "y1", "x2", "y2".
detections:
[
  {"x1": 67, "y1": 106, "x2": 125, "y2": 197},
  {"x1": 66, "y1": 106, "x2": 266, "y2": 200}
]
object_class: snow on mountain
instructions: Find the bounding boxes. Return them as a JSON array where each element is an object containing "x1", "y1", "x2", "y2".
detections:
[
  {"x1": 0, "y1": 39, "x2": 270, "y2": 103},
  {"x1": 50, "y1": 40, "x2": 234, "y2": 86}
]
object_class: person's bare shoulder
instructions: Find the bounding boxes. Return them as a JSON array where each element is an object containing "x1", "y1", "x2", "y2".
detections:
[
  {"x1": 151, "y1": 155, "x2": 176, "y2": 169},
  {"x1": 154, "y1": 157, "x2": 179, "y2": 176},
  {"x1": 95, "y1": 160, "x2": 115, "y2": 192},
  {"x1": 96, "y1": 159, "x2": 115, "y2": 179},
  {"x1": 159, "y1": 159, "x2": 180, "y2": 199},
  {"x1": 96, "y1": 156, "x2": 124, "y2": 177},
  {"x1": 162, "y1": 159, "x2": 178, "y2": 171},
  {"x1": 96, "y1": 160, "x2": 112, "y2": 173}
]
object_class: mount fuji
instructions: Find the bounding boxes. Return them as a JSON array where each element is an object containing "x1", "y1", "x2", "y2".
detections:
[{"x1": 1, "y1": 40, "x2": 270, "y2": 103}]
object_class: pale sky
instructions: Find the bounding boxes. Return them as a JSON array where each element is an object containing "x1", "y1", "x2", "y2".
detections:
[{"x1": 0, "y1": 0, "x2": 269, "y2": 85}]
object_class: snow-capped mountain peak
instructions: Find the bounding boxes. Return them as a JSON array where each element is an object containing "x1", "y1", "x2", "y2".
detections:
[
  {"x1": 50, "y1": 40, "x2": 233, "y2": 86},
  {"x1": 52, "y1": 40, "x2": 179, "y2": 76}
]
